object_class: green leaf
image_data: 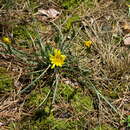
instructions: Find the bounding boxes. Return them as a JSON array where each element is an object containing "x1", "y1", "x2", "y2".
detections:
[{"x1": 65, "y1": 15, "x2": 80, "y2": 30}]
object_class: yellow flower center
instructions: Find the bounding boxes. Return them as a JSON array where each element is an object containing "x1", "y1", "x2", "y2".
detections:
[{"x1": 49, "y1": 49, "x2": 66, "y2": 69}]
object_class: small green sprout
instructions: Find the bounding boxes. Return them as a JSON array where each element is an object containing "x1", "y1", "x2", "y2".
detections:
[
  {"x1": 127, "y1": 115, "x2": 130, "y2": 127},
  {"x1": 122, "y1": 115, "x2": 130, "y2": 127}
]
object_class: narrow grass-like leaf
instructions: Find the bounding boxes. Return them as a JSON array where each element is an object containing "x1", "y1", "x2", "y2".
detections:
[
  {"x1": 37, "y1": 89, "x2": 51, "y2": 109},
  {"x1": 52, "y1": 73, "x2": 59, "y2": 104},
  {"x1": 18, "y1": 65, "x2": 50, "y2": 94},
  {"x1": 87, "y1": 79, "x2": 121, "y2": 116}
]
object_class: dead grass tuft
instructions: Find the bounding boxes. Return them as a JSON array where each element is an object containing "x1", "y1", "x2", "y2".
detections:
[{"x1": 0, "y1": 92, "x2": 23, "y2": 121}]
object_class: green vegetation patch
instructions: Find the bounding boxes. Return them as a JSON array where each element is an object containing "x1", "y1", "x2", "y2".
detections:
[
  {"x1": 26, "y1": 87, "x2": 50, "y2": 107},
  {"x1": 93, "y1": 124, "x2": 118, "y2": 130},
  {"x1": 65, "y1": 15, "x2": 80, "y2": 30},
  {"x1": 0, "y1": 67, "x2": 12, "y2": 92},
  {"x1": 57, "y1": 83, "x2": 75, "y2": 101},
  {"x1": 61, "y1": 0, "x2": 81, "y2": 9},
  {"x1": 72, "y1": 92, "x2": 94, "y2": 112},
  {"x1": 13, "y1": 24, "x2": 35, "y2": 47}
]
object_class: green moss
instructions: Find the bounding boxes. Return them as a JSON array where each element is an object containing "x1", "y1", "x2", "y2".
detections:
[
  {"x1": 84, "y1": 0, "x2": 94, "y2": 8},
  {"x1": 57, "y1": 83, "x2": 75, "y2": 101},
  {"x1": 65, "y1": 15, "x2": 80, "y2": 30},
  {"x1": 52, "y1": 119, "x2": 78, "y2": 130},
  {"x1": 20, "y1": 114, "x2": 76, "y2": 130},
  {"x1": 26, "y1": 87, "x2": 50, "y2": 107},
  {"x1": 13, "y1": 25, "x2": 34, "y2": 46},
  {"x1": 13, "y1": 22, "x2": 51, "y2": 48},
  {"x1": 72, "y1": 93, "x2": 94, "y2": 112},
  {"x1": 32, "y1": 113, "x2": 79, "y2": 130},
  {"x1": 0, "y1": 67, "x2": 12, "y2": 92},
  {"x1": 60, "y1": 84, "x2": 74, "y2": 96}
]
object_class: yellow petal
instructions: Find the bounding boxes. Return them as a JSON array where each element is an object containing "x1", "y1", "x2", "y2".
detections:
[
  {"x1": 54, "y1": 49, "x2": 58, "y2": 54},
  {"x1": 61, "y1": 55, "x2": 66, "y2": 60},
  {"x1": 57, "y1": 50, "x2": 61, "y2": 55}
]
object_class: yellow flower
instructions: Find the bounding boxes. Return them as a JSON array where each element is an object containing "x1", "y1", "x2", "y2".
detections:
[
  {"x1": 49, "y1": 49, "x2": 66, "y2": 69},
  {"x1": 126, "y1": 3, "x2": 130, "y2": 8},
  {"x1": 2, "y1": 36, "x2": 11, "y2": 44},
  {"x1": 84, "y1": 40, "x2": 92, "y2": 47}
]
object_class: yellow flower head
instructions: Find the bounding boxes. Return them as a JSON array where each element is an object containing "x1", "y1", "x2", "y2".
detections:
[
  {"x1": 84, "y1": 40, "x2": 92, "y2": 47},
  {"x1": 2, "y1": 36, "x2": 11, "y2": 44},
  {"x1": 126, "y1": 3, "x2": 130, "y2": 8},
  {"x1": 49, "y1": 49, "x2": 66, "y2": 69}
]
